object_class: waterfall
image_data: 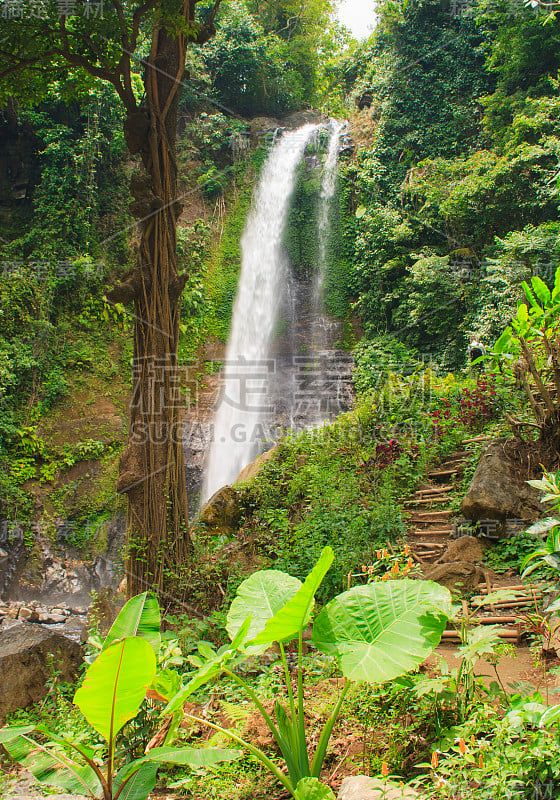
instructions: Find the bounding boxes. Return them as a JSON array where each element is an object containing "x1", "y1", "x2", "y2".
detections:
[
  {"x1": 307, "y1": 120, "x2": 346, "y2": 425},
  {"x1": 202, "y1": 124, "x2": 320, "y2": 501},
  {"x1": 315, "y1": 120, "x2": 346, "y2": 311}
]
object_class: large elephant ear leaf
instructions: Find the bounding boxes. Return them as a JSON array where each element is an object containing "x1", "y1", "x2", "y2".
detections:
[
  {"x1": 312, "y1": 579, "x2": 452, "y2": 684},
  {"x1": 251, "y1": 547, "x2": 334, "y2": 647},
  {"x1": 294, "y1": 777, "x2": 336, "y2": 799},
  {"x1": 103, "y1": 592, "x2": 161, "y2": 653},
  {"x1": 226, "y1": 570, "x2": 302, "y2": 653},
  {"x1": 74, "y1": 637, "x2": 157, "y2": 743}
]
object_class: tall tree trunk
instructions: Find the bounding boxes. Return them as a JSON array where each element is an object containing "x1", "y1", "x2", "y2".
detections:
[{"x1": 117, "y1": 25, "x2": 191, "y2": 598}]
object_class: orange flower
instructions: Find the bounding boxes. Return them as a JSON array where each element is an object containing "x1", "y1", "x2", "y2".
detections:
[
  {"x1": 431, "y1": 751, "x2": 439, "y2": 769},
  {"x1": 391, "y1": 563, "x2": 400, "y2": 577},
  {"x1": 407, "y1": 557, "x2": 413, "y2": 569},
  {"x1": 362, "y1": 565, "x2": 367, "y2": 574},
  {"x1": 459, "y1": 738, "x2": 467, "y2": 755},
  {"x1": 383, "y1": 549, "x2": 389, "y2": 558},
  {"x1": 404, "y1": 544, "x2": 410, "y2": 555},
  {"x1": 382, "y1": 573, "x2": 391, "y2": 581},
  {"x1": 479, "y1": 754, "x2": 484, "y2": 769},
  {"x1": 376, "y1": 549, "x2": 382, "y2": 559},
  {"x1": 381, "y1": 762, "x2": 389, "y2": 777}
]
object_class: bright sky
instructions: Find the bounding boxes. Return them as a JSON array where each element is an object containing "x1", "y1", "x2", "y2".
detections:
[{"x1": 336, "y1": 0, "x2": 377, "y2": 40}]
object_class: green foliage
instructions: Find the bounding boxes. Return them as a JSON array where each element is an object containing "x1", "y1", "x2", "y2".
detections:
[
  {"x1": 1, "y1": 592, "x2": 241, "y2": 800},
  {"x1": 413, "y1": 694, "x2": 560, "y2": 798},
  {"x1": 203, "y1": 160, "x2": 259, "y2": 342},
  {"x1": 199, "y1": 2, "x2": 307, "y2": 116},
  {"x1": 165, "y1": 550, "x2": 451, "y2": 798},
  {"x1": 334, "y1": 0, "x2": 560, "y2": 363}
]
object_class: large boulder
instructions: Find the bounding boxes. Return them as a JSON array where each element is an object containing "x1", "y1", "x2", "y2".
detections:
[
  {"x1": 437, "y1": 535, "x2": 485, "y2": 564},
  {"x1": 461, "y1": 441, "x2": 542, "y2": 522},
  {"x1": 422, "y1": 561, "x2": 487, "y2": 596},
  {"x1": 249, "y1": 116, "x2": 280, "y2": 140},
  {"x1": 235, "y1": 446, "x2": 278, "y2": 485},
  {"x1": 0, "y1": 621, "x2": 82, "y2": 724},
  {"x1": 195, "y1": 485, "x2": 241, "y2": 538},
  {"x1": 338, "y1": 776, "x2": 418, "y2": 800},
  {"x1": 281, "y1": 110, "x2": 329, "y2": 128}
]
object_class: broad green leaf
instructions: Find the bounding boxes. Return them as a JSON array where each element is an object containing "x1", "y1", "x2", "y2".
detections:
[
  {"x1": 103, "y1": 592, "x2": 161, "y2": 653},
  {"x1": 117, "y1": 745, "x2": 242, "y2": 786},
  {"x1": 143, "y1": 745, "x2": 242, "y2": 767},
  {"x1": 355, "y1": 205, "x2": 367, "y2": 219},
  {"x1": 3, "y1": 735, "x2": 101, "y2": 796},
  {"x1": 114, "y1": 762, "x2": 158, "y2": 800},
  {"x1": 0, "y1": 725, "x2": 34, "y2": 742},
  {"x1": 227, "y1": 570, "x2": 302, "y2": 653},
  {"x1": 74, "y1": 637, "x2": 156, "y2": 743},
  {"x1": 522, "y1": 281, "x2": 539, "y2": 310},
  {"x1": 164, "y1": 618, "x2": 251, "y2": 714},
  {"x1": 251, "y1": 547, "x2": 334, "y2": 646},
  {"x1": 531, "y1": 276, "x2": 551, "y2": 307},
  {"x1": 472, "y1": 589, "x2": 524, "y2": 607},
  {"x1": 494, "y1": 327, "x2": 512, "y2": 355},
  {"x1": 506, "y1": 702, "x2": 547, "y2": 729},
  {"x1": 458, "y1": 626, "x2": 502, "y2": 664},
  {"x1": 540, "y1": 704, "x2": 560, "y2": 728},
  {"x1": 544, "y1": 597, "x2": 560, "y2": 616},
  {"x1": 150, "y1": 667, "x2": 181, "y2": 702},
  {"x1": 294, "y1": 777, "x2": 336, "y2": 799},
  {"x1": 525, "y1": 518, "x2": 560, "y2": 536},
  {"x1": 413, "y1": 677, "x2": 449, "y2": 697},
  {"x1": 517, "y1": 303, "x2": 529, "y2": 325},
  {"x1": 312, "y1": 579, "x2": 451, "y2": 683},
  {"x1": 552, "y1": 266, "x2": 560, "y2": 302}
]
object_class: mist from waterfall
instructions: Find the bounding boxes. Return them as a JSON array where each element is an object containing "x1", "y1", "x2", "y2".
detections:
[{"x1": 202, "y1": 124, "x2": 320, "y2": 502}]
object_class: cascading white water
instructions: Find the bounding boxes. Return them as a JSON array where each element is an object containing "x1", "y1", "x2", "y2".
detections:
[
  {"x1": 202, "y1": 124, "x2": 320, "y2": 501},
  {"x1": 315, "y1": 120, "x2": 346, "y2": 306},
  {"x1": 306, "y1": 120, "x2": 346, "y2": 425}
]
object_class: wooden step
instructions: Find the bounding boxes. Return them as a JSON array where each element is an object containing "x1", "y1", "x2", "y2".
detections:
[
  {"x1": 428, "y1": 468, "x2": 463, "y2": 478},
  {"x1": 411, "y1": 510, "x2": 453, "y2": 520},
  {"x1": 441, "y1": 629, "x2": 519, "y2": 642},
  {"x1": 413, "y1": 542, "x2": 446, "y2": 549},
  {"x1": 415, "y1": 485, "x2": 453, "y2": 495},
  {"x1": 405, "y1": 497, "x2": 451, "y2": 506},
  {"x1": 409, "y1": 529, "x2": 453, "y2": 536}
]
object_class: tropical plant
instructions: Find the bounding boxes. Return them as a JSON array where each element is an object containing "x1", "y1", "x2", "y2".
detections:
[
  {"x1": 520, "y1": 471, "x2": 560, "y2": 583},
  {"x1": 492, "y1": 269, "x2": 560, "y2": 430},
  {"x1": 164, "y1": 546, "x2": 452, "y2": 799},
  {"x1": 0, "y1": 592, "x2": 240, "y2": 800},
  {"x1": 413, "y1": 589, "x2": 518, "y2": 722}
]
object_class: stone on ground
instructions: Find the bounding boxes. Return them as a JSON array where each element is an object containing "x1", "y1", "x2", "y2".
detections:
[
  {"x1": 437, "y1": 535, "x2": 485, "y2": 564},
  {"x1": 338, "y1": 775, "x2": 418, "y2": 799},
  {"x1": 0, "y1": 620, "x2": 82, "y2": 724},
  {"x1": 461, "y1": 441, "x2": 541, "y2": 521},
  {"x1": 422, "y1": 561, "x2": 487, "y2": 595},
  {"x1": 195, "y1": 485, "x2": 241, "y2": 537}
]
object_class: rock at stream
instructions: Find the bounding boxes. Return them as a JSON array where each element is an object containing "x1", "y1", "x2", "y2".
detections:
[
  {"x1": 195, "y1": 485, "x2": 241, "y2": 538},
  {"x1": 461, "y1": 441, "x2": 542, "y2": 522},
  {"x1": 0, "y1": 621, "x2": 82, "y2": 724}
]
